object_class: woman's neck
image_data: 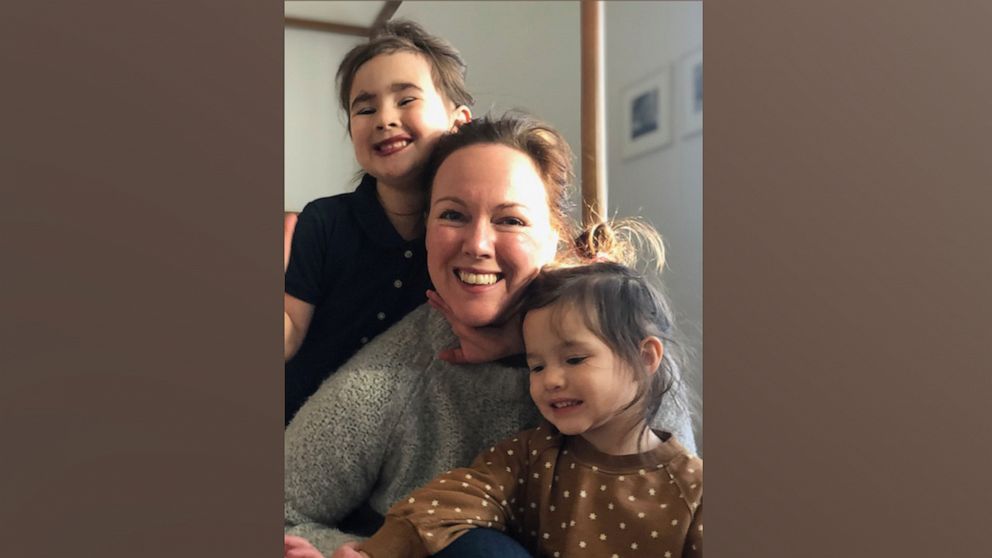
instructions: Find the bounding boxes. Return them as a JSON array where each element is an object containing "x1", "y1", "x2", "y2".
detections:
[{"x1": 376, "y1": 179, "x2": 425, "y2": 241}]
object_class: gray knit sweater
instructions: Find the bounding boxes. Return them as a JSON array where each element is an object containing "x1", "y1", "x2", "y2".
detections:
[{"x1": 284, "y1": 304, "x2": 697, "y2": 555}]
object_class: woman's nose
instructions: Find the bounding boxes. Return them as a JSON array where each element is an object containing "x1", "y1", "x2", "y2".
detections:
[{"x1": 463, "y1": 222, "x2": 494, "y2": 258}]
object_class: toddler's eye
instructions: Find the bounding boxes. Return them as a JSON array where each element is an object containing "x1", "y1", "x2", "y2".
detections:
[
  {"x1": 354, "y1": 107, "x2": 375, "y2": 116},
  {"x1": 529, "y1": 364, "x2": 545, "y2": 374},
  {"x1": 565, "y1": 356, "x2": 588, "y2": 366},
  {"x1": 399, "y1": 97, "x2": 417, "y2": 106}
]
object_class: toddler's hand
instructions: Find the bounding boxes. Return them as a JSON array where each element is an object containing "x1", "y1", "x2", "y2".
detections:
[
  {"x1": 330, "y1": 541, "x2": 369, "y2": 558},
  {"x1": 284, "y1": 535, "x2": 325, "y2": 558},
  {"x1": 427, "y1": 289, "x2": 524, "y2": 364}
]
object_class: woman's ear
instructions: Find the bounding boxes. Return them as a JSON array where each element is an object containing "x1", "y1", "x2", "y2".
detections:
[
  {"x1": 639, "y1": 336, "x2": 664, "y2": 375},
  {"x1": 450, "y1": 105, "x2": 472, "y2": 131}
]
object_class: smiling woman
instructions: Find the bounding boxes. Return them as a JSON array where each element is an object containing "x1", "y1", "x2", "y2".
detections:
[{"x1": 284, "y1": 113, "x2": 697, "y2": 558}]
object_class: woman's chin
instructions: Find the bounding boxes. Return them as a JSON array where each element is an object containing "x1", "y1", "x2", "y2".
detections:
[{"x1": 455, "y1": 307, "x2": 503, "y2": 328}]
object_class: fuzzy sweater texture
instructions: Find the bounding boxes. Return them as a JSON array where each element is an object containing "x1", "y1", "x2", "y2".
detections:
[{"x1": 284, "y1": 304, "x2": 697, "y2": 556}]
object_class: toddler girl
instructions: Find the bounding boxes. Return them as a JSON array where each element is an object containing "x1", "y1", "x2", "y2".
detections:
[{"x1": 338, "y1": 223, "x2": 703, "y2": 558}]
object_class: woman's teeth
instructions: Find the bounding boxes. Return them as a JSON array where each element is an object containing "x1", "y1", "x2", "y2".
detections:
[{"x1": 457, "y1": 271, "x2": 500, "y2": 285}]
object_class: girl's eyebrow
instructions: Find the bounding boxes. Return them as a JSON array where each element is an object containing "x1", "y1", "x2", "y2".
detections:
[{"x1": 351, "y1": 82, "x2": 424, "y2": 108}]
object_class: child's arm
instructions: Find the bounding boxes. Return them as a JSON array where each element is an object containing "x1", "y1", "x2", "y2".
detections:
[
  {"x1": 285, "y1": 293, "x2": 315, "y2": 360},
  {"x1": 358, "y1": 433, "x2": 534, "y2": 558},
  {"x1": 426, "y1": 290, "x2": 524, "y2": 363}
]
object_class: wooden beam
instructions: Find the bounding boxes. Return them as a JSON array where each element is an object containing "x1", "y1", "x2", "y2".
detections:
[
  {"x1": 580, "y1": 0, "x2": 607, "y2": 226},
  {"x1": 284, "y1": 17, "x2": 370, "y2": 37},
  {"x1": 371, "y1": 1, "x2": 403, "y2": 34}
]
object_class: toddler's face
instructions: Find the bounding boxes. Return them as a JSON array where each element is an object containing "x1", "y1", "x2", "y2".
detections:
[
  {"x1": 524, "y1": 303, "x2": 641, "y2": 446},
  {"x1": 348, "y1": 51, "x2": 469, "y2": 189}
]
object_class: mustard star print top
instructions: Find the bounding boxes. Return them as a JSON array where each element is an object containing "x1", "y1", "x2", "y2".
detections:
[{"x1": 361, "y1": 424, "x2": 703, "y2": 558}]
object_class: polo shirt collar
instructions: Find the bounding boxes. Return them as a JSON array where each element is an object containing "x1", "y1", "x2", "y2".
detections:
[{"x1": 353, "y1": 174, "x2": 424, "y2": 249}]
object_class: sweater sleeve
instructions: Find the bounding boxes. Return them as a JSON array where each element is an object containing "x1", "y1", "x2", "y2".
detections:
[
  {"x1": 360, "y1": 433, "x2": 535, "y2": 558},
  {"x1": 683, "y1": 501, "x2": 703, "y2": 557},
  {"x1": 283, "y1": 318, "x2": 426, "y2": 556}
]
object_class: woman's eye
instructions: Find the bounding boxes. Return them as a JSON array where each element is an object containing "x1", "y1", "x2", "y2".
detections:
[
  {"x1": 565, "y1": 356, "x2": 588, "y2": 366},
  {"x1": 496, "y1": 216, "x2": 526, "y2": 226},
  {"x1": 438, "y1": 209, "x2": 465, "y2": 221}
]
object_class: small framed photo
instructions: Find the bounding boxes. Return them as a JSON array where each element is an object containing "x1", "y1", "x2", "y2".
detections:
[
  {"x1": 620, "y1": 66, "x2": 672, "y2": 160},
  {"x1": 680, "y1": 48, "x2": 703, "y2": 136}
]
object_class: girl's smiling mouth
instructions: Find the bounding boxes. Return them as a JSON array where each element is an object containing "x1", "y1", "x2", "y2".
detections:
[{"x1": 374, "y1": 135, "x2": 414, "y2": 155}]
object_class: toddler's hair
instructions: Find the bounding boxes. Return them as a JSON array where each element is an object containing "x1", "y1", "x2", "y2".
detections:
[
  {"x1": 423, "y1": 111, "x2": 577, "y2": 248},
  {"x1": 336, "y1": 19, "x2": 474, "y2": 130},
  {"x1": 519, "y1": 220, "x2": 685, "y2": 440}
]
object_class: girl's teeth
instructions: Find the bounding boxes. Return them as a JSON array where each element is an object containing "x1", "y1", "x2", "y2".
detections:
[
  {"x1": 552, "y1": 401, "x2": 580, "y2": 409},
  {"x1": 378, "y1": 139, "x2": 410, "y2": 152},
  {"x1": 458, "y1": 271, "x2": 499, "y2": 285}
]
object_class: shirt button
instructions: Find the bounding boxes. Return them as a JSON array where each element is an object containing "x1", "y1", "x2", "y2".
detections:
[
  {"x1": 360, "y1": 337, "x2": 369, "y2": 344},
  {"x1": 377, "y1": 312, "x2": 386, "y2": 320},
  {"x1": 393, "y1": 279, "x2": 403, "y2": 288},
  {"x1": 404, "y1": 250, "x2": 413, "y2": 259}
]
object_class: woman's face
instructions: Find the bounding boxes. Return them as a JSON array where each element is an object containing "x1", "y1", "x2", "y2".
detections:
[{"x1": 426, "y1": 143, "x2": 559, "y2": 327}]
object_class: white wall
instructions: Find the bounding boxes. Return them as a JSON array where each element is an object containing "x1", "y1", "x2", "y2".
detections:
[
  {"x1": 605, "y1": 1, "x2": 703, "y2": 451},
  {"x1": 284, "y1": 28, "x2": 364, "y2": 211}
]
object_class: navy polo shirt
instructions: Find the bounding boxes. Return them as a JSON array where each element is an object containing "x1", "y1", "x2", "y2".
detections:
[{"x1": 285, "y1": 174, "x2": 431, "y2": 425}]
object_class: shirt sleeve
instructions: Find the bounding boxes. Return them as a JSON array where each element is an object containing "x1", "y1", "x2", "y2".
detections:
[
  {"x1": 360, "y1": 433, "x2": 535, "y2": 558},
  {"x1": 285, "y1": 200, "x2": 333, "y2": 305},
  {"x1": 682, "y1": 501, "x2": 703, "y2": 558}
]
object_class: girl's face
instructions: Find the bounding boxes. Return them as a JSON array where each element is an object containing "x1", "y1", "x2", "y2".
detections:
[
  {"x1": 426, "y1": 144, "x2": 559, "y2": 327},
  {"x1": 348, "y1": 51, "x2": 470, "y2": 189},
  {"x1": 524, "y1": 302, "x2": 644, "y2": 452}
]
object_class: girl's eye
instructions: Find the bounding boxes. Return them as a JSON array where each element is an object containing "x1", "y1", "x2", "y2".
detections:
[
  {"x1": 529, "y1": 364, "x2": 545, "y2": 374},
  {"x1": 354, "y1": 107, "x2": 374, "y2": 116},
  {"x1": 438, "y1": 209, "x2": 466, "y2": 222},
  {"x1": 565, "y1": 356, "x2": 588, "y2": 366},
  {"x1": 399, "y1": 97, "x2": 417, "y2": 106}
]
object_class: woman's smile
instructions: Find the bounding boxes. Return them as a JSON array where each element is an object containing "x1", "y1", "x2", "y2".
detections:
[{"x1": 426, "y1": 144, "x2": 557, "y2": 327}]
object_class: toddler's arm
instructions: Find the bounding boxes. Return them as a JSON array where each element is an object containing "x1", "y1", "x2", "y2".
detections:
[
  {"x1": 683, "y1": 501, "x2": 703, "y2": 557},
  {"x1": 358, "y1": 433, "x2": 535, "y2": 558}
]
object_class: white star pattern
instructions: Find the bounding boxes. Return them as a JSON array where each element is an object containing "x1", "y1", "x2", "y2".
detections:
[
  {"x1": 639, "y1": 469, "x2": 646, "y2": 475},
  {"x1": 545, "y1": 462, "x2": 552, "y2": 469},
  {"x1": 579, "y1": 541, "x2": 587, "y2": 548},
  {"x1": 589, "y1": 513, "x2": 597, "y2": 520},
  {"x1": 638, "y1": 512, "x2": 645, "y2": 518},
  {"x1": 628, "y1": 495, "x2": 636, "y2": 501},
  {"x1": 649, "y1": 488, "x2": 656, "y2": 496},
  {"x1": 427, "y1": 509, "x2": 435, "y2": 515},
  {"x1": 619, "y1": 522, "x2": 626, "y2": 530},
  {"x1": 671, "y1": 519, "x2": 679, "y2": 526},
  {"x1": 665, "y1": 552, "x2": 671, "y2": 557},
  {"x1": 618, "y1": 475, "x2": 625, "y2": 481},
  {"x1": 550, "y1": 505, "x2": 556, "y2": 511},
  {"x1": 465, "y1": 474, "x2": 472, "y2": 479},
  {"x1": 600, "y1": 533, "x2": 607, "y2": 540},
  {"x1": 651, "y1": 531, "x2": 658, "y2": 538},
  {"x1": 507, "y1": 449, "x2": 514, "y2": 455},
  {"x1": 563, "y1": 490, "x2": 570, "y2": 498},
  {"x1": 631, "y1": 543, "x2": 639, "y2": 550},
  {"x1": 408, "y1": 497, "x2": 415, "y2": 503},
  {"x1": 608, "y1": 503, "x2": 615, "y2": 510},
  {"x1": 600, "y1": 484, "x2": 607, "y2": 491},
  {"x1": 580, "y1": 490, "x2": 587, "y2": 498},
  {"x1": 533, "y1": 473, "x2": 540, "y2": 479},
  {"x1": 543, "y1": 533, "x2": 550, "y2": 539}
]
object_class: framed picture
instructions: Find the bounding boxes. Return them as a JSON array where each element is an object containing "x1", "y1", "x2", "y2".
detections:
[
  {"x1": 621, "y1": 66, "x2": 672, "y2": 160},
  {"x1": 680, "y1": 48, "x2": 703, "y2": 136}
]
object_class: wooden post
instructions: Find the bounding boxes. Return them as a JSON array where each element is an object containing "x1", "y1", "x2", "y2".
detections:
[{"x1": 581, "y1": 0, "x2": 607, "y2": 226}]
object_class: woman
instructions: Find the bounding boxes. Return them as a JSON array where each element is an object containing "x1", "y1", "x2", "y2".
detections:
[{"x1": 284, "y1": 114, "x2": 696, "y2": 558}]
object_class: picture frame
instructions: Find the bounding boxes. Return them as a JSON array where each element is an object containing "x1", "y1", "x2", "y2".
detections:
[
  {"x1": 620, "y1": 65, "x2": 672, "y2": 160},
  {"x1": 679, "y1": 48, "x2": 703, "y2": 137}
]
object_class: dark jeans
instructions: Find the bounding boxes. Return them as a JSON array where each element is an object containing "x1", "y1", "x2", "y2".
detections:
[{"x1": 432, "y1": 528, "x2": 532, "y2": 558}]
